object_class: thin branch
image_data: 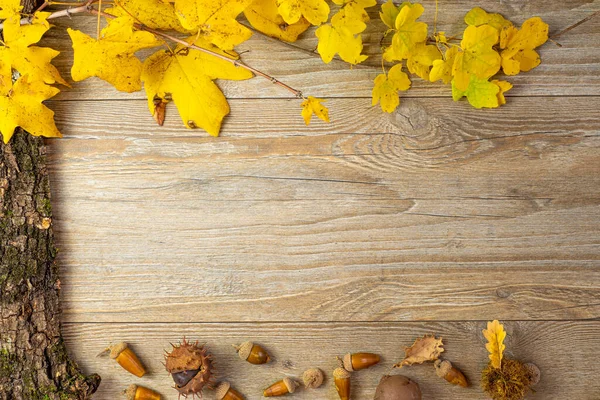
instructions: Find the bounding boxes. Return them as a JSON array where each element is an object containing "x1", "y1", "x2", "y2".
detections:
[{"x1": 551, "y1": 10, "x2": 600, "y2": 39}]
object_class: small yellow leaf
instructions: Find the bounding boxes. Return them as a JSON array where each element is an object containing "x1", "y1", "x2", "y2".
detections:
[
  {"x1": 379, "y1": 0, "x2": 401, "y2": 29},
  {"x1": 68, "y1": 16, "x2": 161, "y2": 92},
  {"x1": 430, "y1": 46, "x2": 459, "y2": 84},
  {"x1": 407, "y1": 43, "x2": 441, "y2": 80},
  {"x1": 244, "y1": 0, "x2": 310, "y2": 42},
  {"x1": 173, "y1": 0, "x2": 253, "y2": 50},
  {"x1": 0, "y1": 0, "x2": 21, "y2": 19},
  {"x1": 492, "y1": 79, "x2": 512, "y2": 105},
  {"x1": 452, "y1": 24, "x2": 501, "y2": 91},
  {"x1": 464, "y1": 7, "x2": 512, "y2": 33},
  {"x1": 301, "y1": 96, "x2": 329, "y2": 125},
  {"x1": 316, "y1": 12, "x2": 368, "y2": 65},
  {"x1": 452, "y1": 75, "x2": 500, "y2": 109},
  {"x1": 277, "y1": 0, "x2": 330, "y2": 26},
  {"x1": 0, "y1": 75, "x2": 61, "y2": 143},
  {"x1": 482, "y1": 320, "x2": 506, "y2": 369},
  {"x1": 141, "y1": 39, "x2": 253, "y2": 136},
  {"x1": 371, "y1": 64, "x2": 411, "y2": 113},
  {"x1": 500, "y1": 17, "x2": 549, "y2": 75},
  {"x1": 106, "y1": 0, "x2": 189, "y2": 33},
  {"x1": 383, "y1": 2, "x2": 428, "y2": 62}
]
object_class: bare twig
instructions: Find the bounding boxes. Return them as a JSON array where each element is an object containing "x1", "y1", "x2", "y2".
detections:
[{"x1": 551, "y1": 10, "x2": 600, "y2": 39}]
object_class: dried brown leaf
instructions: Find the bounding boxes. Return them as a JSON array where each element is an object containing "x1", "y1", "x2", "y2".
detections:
[{"x1": 394, "y1": 335, "x2": 444, "y2": 368}]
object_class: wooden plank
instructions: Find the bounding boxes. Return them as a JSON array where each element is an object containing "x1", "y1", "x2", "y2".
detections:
[
  {"x1": 62, "y1": 321, "x2": 600, "y2": 400},
  {"x1": 42, "y1": 0, "x2": 600, "y2": 101},
  {"x1": 46, "y1": 97, "x2": 600, "y2": 322}
]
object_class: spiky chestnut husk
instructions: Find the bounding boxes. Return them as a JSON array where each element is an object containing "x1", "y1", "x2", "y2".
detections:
[
  {"x1": 165, "y1": 339, "x2": 215, "y2": 397},
  {"x1": 481, "y1": 359, "x2": 534, "y2": 400}
]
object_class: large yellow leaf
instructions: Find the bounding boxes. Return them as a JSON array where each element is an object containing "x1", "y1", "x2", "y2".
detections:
[
  {"x1": 372, "y1": 64, "x2": 411, "y2": 113},
  {"x1": 141, "y1": 40, "x2": 253, "y2": 136},
  {"x1": 452, "y1": 75, "x2": 500, "y2": 109},
  {"x1": 334, "y1": 0, "x2": 377, "y2": 30},
  {"x1": 244, "y1": 0, "x2": 310, "y2": 43},
  {"x1": 276, "y1": 0, "x2": 330, "y2": 26},
  {"x1": 383, "y1": 2, "x2": 428, "y2": 62},
  {"x1": 0, "y1": 75, "x2": 61, "y2": 143},
  {"x1": 106, "y1": 0, "x2": 188, "y2": 33},
  {"x1": 429, "y1": 46, "x2": 459, "y2": 84},
  {"x1": 407, "y1": 43, "x2": 441, "y2": 80},
  {"x1": 0, "y1": 0, "x2": 21, "y2": 19},
  {"x1": 67, "y1": 16, "x2": 161, "y2": 92},
  {"x1": 301, "y1": 96, "x2": 329, "y2": 125},
  {"x1": 452, "y1": 24, "x2": 501, "y2": 91},
  {"x1": 464, "y1": 7, "x2": 512, "y2": 34},
  {"x1": 316, "y1": 7, "x2": 371, "y2": 65},
  {"x1": 173, "y1": 0, "x2": 253, "y2": 50},
  {"x1": 500, "y1": 17, "x2": 548, "y2": 75},
  {"x1": 0, "y1": 13, "x2": 67, "y2": 89},
  {"x1": 482, "y1": 320, "x2": 507, "y2": 368}
]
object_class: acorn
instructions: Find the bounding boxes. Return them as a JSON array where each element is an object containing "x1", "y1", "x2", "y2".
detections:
[
  {"x1": 434, "y1": 359, "x2": 468, "y2": 388},
  {"x1": 233, "y1": 341, "x2": 271, "y2": 365},
  {"x1": 333, "y1": 367, "x2": 351, "y2": 400},
  {"x1": 342, "y1": 352, "x2": 380, "y2": 371},
  {"x1": 165, "y1": 338, "x2": 215, "y2": 397},
  {"x1": 216, "y1": 381, "x2": 245, "y2": 400},
  {"x1": 263, "y1": 377, "x2": 298, "y2": 397},
  {"x1": 124, "y1": 384, "x2": 161, "y2": 400},
  {"x1": 302, "y1": 368, "x2": 324, "y2": 389},
  {"x1": 98, "y1": 342, "x2": 146, "y2": 377}
]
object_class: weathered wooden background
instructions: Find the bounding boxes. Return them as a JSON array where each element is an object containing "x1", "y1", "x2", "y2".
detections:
[{"x1": 42, "y1": 0, "x2": 600, "y2": 399}]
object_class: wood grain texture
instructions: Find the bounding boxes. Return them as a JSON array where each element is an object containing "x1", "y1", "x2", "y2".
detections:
[
  {"x1": 46, "y1": 97, "x2": 600, "y2": 323},
  {"x1": 42, "y1": 0, "x2": 600, "y2": 101},
  {"x1": 62, "y1": 321, "x2": 600, "y2": 400}
]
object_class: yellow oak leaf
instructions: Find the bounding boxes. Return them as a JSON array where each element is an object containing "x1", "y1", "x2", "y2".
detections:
[
  {"x1": 483, "y1": 320, "x2": 506, "y2": 369},
  {"x1": 0, "y1": 75, "x2": 61, "y2": 143},
  {"x1": 407, "y1": 43, "x2": 441, "y2": 80},
  {"x1": 141, "y1": 40, "x2": 253, "y2": 136},
  {"x1": 383, "y1": 2, "x2": 428, "y2": 62},
  {"x1": 500, "y1": 17, "x2": 548, "y2": 75},
  {"x1": 244, "y1": 0, "x2": 310, "y2": 43},
  {"x1": 452, "y1": 24, "x2": 501, "y2": 92},
  {"x1": 371, "y1": 64, "x2": 411, "y2": 113},
  {"x1": 394, "y1": 335, "x2": 444, "y2": 368},
  {"x1": 429, "y1": 46, "x2": 459, "y2": 84},
  {"x1": 106, "y1": 0, "x2": 188, "y2": 33},
  {"x1": 0, "y1": 0, "x2": 21, "y2": 19},
  {"x1": 173, "y1": 0, "x2": 253, "y2": 50},
  {"x1": 301, "y1": 96, "x2": 329, "y2": 125},
  {"x1": 452, "y1": 75, "x2": 500, "y2": 109},
  {"x1": 464, "y1": 7, "x2": 512, "y2": 34},
  {"x1": 0, "y1": 13, "x2": 67, "y2": 88},
  {"x1": 492, "y1": 79, "x2": 512, "y2": 105},
  {"x1": 315, "y1": 8, "x2": 369, "y2": 65},
  {"x1": 67, "y1": 16, "x2": 161, "y2": 92},
  {"x1": 277, "y1": 0, "x2": 329, "y2": 26}
]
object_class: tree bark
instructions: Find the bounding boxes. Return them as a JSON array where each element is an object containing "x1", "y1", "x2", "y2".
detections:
[{"x1": 0, "y1": 2, "x2": 101, "y2": 397}]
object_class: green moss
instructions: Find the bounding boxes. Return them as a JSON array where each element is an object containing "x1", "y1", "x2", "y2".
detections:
[{"x1": 0, "y1": 349, "x2": 16, "y2": 378}]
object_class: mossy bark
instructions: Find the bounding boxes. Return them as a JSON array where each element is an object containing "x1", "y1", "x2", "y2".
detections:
[{"x1": 1, "y1": 6, "x2": 101, "y2": 393}]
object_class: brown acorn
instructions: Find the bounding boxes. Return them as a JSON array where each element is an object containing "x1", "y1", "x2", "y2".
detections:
[
  {"x1": 165, "y1": 338, "x2": 215, "y2": 397},
  {"x1": 434, "y1": 359, "x2": 468, "y2": 388},
  {"x1": 342, "y1": 352, "x2": 380, "y2": 371},
  {"x1": 99, "y1": 342, "x2": 146, "y2": 377},
  {"x1": 302, "y1": 368, "x2": 324, "y2": 389},
  {"x1": 216, "y1": 381, "x2": 245, "y2": 400},
  {"x1": 233, "y1": 341, "x2": 270, "y2": 364},
  {"x1": 333, "y1": 367, "x2": 351, "y2": 400},
  {"x1": 124, "y1": 384, "x2": 161, "y2": 400},
  {"x1": 263, "y1": 377, "x2": 298, "y2": 397}
]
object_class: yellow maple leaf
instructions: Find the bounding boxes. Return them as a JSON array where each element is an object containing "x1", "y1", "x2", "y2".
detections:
[
  {"x1": 452, "y1": 24, "x2": 501, "y2": 92},
  {"x1": 464, "y1": 7, "x2": 512, "y2": 33},
  {"x1": 0, "y1": 75, "x2": 61, "y2": 143},
  {"x1": 301, "y1": 96, "x2": 329, "y2": 125},
  {"x1": 383, "y1": 2, "x2": 428, "y2": 62},
  {"x1": 482, "y1": 320, "x2": 506, "y2": 369},
  {"x1": 407, "y1": 43, "x2": 441, "y2": 80},
  {"x1": 106, "y1": 0, "x2": 188, "y2": 33},
  {"x1": 0, "y1": 0, "x2": 21, "y2": 19},
  {"x1": 372, "y1": 64, "x2": 411, "y2": 113},
  {"x1": 67, "y1": 16, "x2": 161, "y2": 92},
  {"x1": 452, "y1": 75, "x2": 500, "y2": 109},
  {"x1": 244, "y1": 0, "x2": 310, "y2": 43},
  {"x1": 429, "y1": 46, "x2": 459, "y2": 84},
  {"x1": 316, "y1": 6, "x2": 371, "y2": 65},
  {"x1": 277, "y1": 0, "x2": 329, "y2": 26},
  {"x1": 334, "y1": 0, "x2": 377, "y2": 29},
  {"x1": 173, "y1": 0, "x2": 253, "y2": 50},
  {"x1": 500, "y1": 17, "x2": 548, "y2": 75},
  {"x1": 0, "y1": 13, "x2": 67, "y2": 89},
  {"x1": 141, "y1": 40, "x2": 253, "y2": 136},
  {"x1": 492, "y1": 79, "x2": 512, "y2": 105},
  {"x1": 379, "y1": 0, "x2": 400, "y2": 29}
]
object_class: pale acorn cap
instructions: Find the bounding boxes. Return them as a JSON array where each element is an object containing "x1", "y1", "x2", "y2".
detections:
[
  {"x1": 215, "y1": 381, "x2": 231, "y2": 400},
  {"x1": 434, "y1": 359, "x2": 452, "y2": 378},
  {"x1": 302, "y1": 368, "x2": 325, "y2": 388},
  {"x1": 333, "y1": 367, "x2": 351, "y2": 379},
  {"x1": 342, "y1": 353, "x2": 354, "y2": 372},
  {"x1": 283, "y1": 377, "x2": 298, "y2": 393},
  {"x1": 124, "y1": 384, "x2": 137, "y2": 400},
  {"x1": 234, "y1": 341, "x2": 253, "y2": 360},
  {"x1": 109, "y1": 342, "x2": 128, "y2": 359}
]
